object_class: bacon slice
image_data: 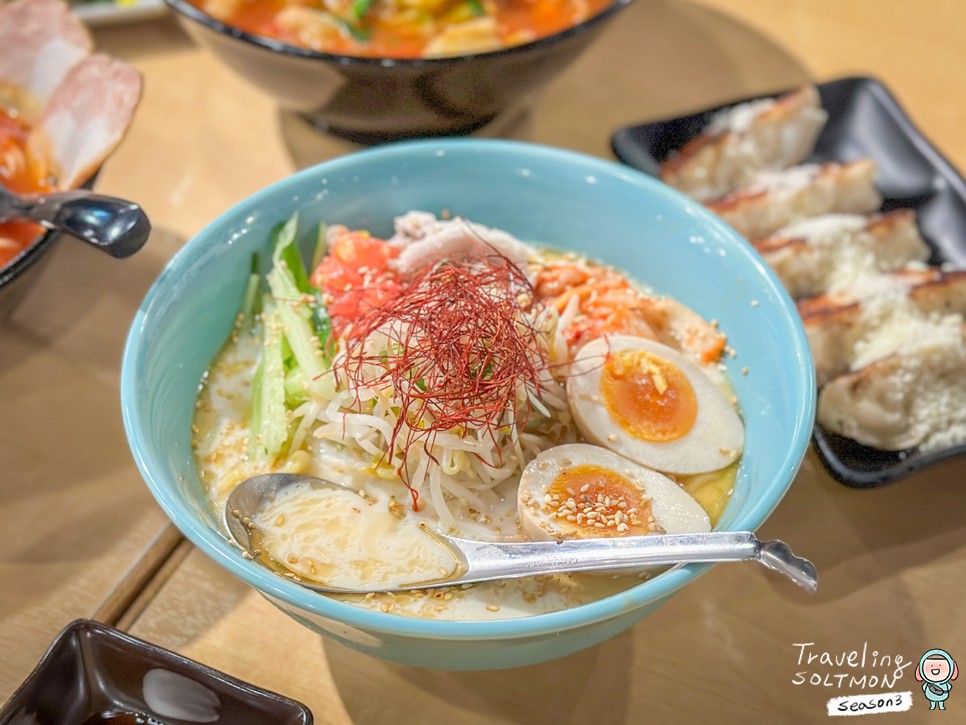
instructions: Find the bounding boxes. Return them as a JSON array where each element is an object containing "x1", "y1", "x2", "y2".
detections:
[
  {"x1": 30, "y1": 54, "x2": 143, "y2": 190},
  {"x1": 0, "y1": 0, "x2": 92, "y2": 105}
]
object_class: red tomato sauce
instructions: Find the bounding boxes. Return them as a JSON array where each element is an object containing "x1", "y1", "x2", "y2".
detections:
[{"x1": 0, "y1": 107, "x2": 51, "y2": 269}]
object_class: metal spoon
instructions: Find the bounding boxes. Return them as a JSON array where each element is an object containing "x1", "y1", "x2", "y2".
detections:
[
  {"x1": 0, "y1": 185, "x2": 150, "y2": 258},
  {"x1": 226, "y1": 473, "x2": 818, "y2": 594}
]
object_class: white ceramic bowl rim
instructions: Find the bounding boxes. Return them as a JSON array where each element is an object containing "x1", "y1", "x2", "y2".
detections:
[{"x1": 121, "y1": 138, "x2": 816, "y2": 641}]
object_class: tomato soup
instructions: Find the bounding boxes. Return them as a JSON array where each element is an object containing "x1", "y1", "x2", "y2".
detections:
[
  {"x1": 0, "y1": 103, "x2": 53, "y2": 269},
  {"x1": 191, "y1": 0, "x2": 614, "y2": 59}
]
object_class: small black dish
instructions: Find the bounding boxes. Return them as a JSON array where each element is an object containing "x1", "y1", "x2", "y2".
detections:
[
  {"x1": 0, "y1": 619, "x2": 313, "y2": 724},
  {"x1": 611, "y1": 76, "x2": 966, "y2": 486}
]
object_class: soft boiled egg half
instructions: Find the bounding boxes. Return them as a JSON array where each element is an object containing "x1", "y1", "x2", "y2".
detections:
[
  {"x1": 567, "y1": 335, "x2": 744, "y2": 475},
  {"x1": 518, "y1": 443, "x2": 711, "y2": 541}
]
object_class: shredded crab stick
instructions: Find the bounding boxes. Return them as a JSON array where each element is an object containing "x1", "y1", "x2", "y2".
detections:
[{"x1": 534, "y1": 261, "x2": 726, "y2": 364}]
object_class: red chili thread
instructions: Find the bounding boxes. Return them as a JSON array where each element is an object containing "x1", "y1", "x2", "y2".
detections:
[{"x1": 340, "y1": 254, "x2": 549, "y2": 509}]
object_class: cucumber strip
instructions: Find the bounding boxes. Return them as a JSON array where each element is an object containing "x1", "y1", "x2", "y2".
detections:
[{"x1": 249, "y1": 297, "x2": 288, "y2": 460}]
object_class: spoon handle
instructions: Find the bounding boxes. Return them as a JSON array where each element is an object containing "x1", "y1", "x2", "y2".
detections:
[
  {"x1": 436, "y1": 531, "x2": 818, "y2": 592},
  {"x1": 0, "y1": 186, "x2": 150, "y2": 258}
]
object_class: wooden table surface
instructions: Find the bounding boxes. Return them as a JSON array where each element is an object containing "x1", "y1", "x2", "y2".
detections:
[{"x1": 2, "y1": 0, "x2": 965, "y2": 722}]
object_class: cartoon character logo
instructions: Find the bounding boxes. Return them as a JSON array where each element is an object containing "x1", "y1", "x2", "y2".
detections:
[{"x1": 916, "y1": 649, "x2": 958, "y2": 711}]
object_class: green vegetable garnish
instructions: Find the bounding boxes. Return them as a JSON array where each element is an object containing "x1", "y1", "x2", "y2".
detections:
[{"x1": 351, "y1": 0, "x2": 374, "y2": 21}]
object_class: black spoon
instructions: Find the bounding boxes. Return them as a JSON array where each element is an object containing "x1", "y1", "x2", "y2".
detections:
[{"x1": 0, "y1": 185, "x2": 150, "y2": 258}]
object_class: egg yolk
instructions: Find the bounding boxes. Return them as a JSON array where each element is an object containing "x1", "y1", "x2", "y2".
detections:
[
  {"x1": 545, "y1": 463, "x2": 655, "y2": 537},
  {"x1": 600, "y1": 349, "x2": 698, "y2": 442}
]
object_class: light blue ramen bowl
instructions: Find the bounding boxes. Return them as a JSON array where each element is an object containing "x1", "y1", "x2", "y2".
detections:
[{"x1": 121, "y1": 139, "x2": 816, "y2": 670}]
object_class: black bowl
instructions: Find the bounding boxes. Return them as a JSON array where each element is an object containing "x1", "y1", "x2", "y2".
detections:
[
  {"x1": 0, "y1": 226, "x2": 61, "y2": 320},
  {"x1": 164, "y1": 0, "x2": 633, "y2": 143}
]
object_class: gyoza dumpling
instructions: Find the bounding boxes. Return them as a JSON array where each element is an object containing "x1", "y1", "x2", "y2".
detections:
[
  {"x1": 660, "y1": 85, "x2": 827, "y2": 202},
  {"x1": 801, "y1": 268, "x2": 966, "y2": 385},
  {"x1": 705, "y1": 159, "x2": 882, "y2": 241},
  {"x1": 817, "y1": 323, "x2": 966, "y2": 452},
  {"x1": 753, "y1": 210, "x2": 929, "y2": 299}
]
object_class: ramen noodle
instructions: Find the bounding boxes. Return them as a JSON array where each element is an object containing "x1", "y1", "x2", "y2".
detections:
[{"x1": 194, "y1": 211, "x2": 745, "y2": 619}]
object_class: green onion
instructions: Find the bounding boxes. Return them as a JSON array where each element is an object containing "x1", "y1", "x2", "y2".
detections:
[{"x1": 351, "y1": 0, "x2": 374, "y2": 20}]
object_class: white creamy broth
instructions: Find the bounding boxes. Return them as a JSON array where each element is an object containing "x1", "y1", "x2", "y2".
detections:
[
  {"x1": 192, "y1": 213, "x2": 742, "y2": 620},
  {"x1": 195, "y1": 352, "x2": 647, "y2": 619}
]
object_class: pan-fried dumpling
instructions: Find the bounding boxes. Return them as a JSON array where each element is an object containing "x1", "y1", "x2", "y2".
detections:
[
  {"x1": 660, "y1": 85, "x2": 827, "y2": 202},
  {"x1": 817, "y1": 323, "x2": 966, "y2": 451},
  {"x1": 705, "y1": 159, "x2": 882, "y2": 241},
  {"x1": 801, "y1": 269, "x2": 966, "y2": 385},
  {"x1": 753, "y1": 210, "x2": 929, "y2": 299}
]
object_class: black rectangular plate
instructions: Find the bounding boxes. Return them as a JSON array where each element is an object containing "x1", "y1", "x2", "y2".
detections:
[{"x1": 611, "y1": 76, "x2": 966, "y2": 487}]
